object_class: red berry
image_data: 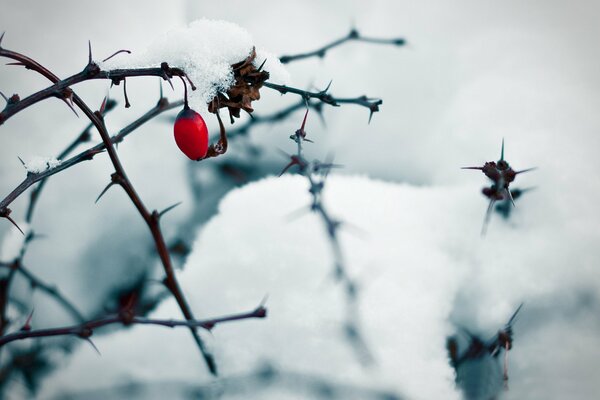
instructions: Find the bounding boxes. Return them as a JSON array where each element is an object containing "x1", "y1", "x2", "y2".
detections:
[{"x1": 173, "y1": 107, "x2": 209, "y2": 160}]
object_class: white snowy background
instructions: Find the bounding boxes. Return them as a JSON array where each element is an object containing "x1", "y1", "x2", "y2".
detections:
[{"x1": 1, "y1": 0, "x2": 599, "y2": 399}]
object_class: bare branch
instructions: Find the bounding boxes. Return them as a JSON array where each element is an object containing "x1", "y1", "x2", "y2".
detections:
[
  {"x1": 279, "y1": 28, "x2": 405, "y2": 63},
  {"x1": 0, "y1": 305, "x2": 267, "y2": 347}
]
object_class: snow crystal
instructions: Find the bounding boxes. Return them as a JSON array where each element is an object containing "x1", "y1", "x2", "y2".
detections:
[
  {"x1": 23, "y1": 156, "x2": 61, "y2": 174},
  {"x1": 0, "y1": 222, "x2": 29, "y2": 262},
  {"x1": 100, "y1": 19, "x2": 289, "y2": 115}
]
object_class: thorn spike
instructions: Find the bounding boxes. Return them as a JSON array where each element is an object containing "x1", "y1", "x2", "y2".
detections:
[
  {"x1": 95, "y1": 182, "x2": 115, "y2": 204},
  {"x1": 84, "y1": 337, "x2": 101, "y2": 355},
  {"x1": 300, "y1": 108, "x2": 309, "y2": 131},
  {"x1": 159, "y1": 201, "x2": 182, "y2": 217},
  {"x1": 506, "y1": 189, "x2": 516, "y2": 207},
  {"x1": 500, "y1": 138, "x2": 505, "y2": 162},
  {"x1": 88, "y1": 40, "x2": 93, "y2": 64},
  {"x1": 5, "y1": 215, "x2": 24, "y2": 235}
]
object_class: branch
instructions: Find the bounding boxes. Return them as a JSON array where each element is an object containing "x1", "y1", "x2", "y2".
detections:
[
  {"x1": 279, "y1": 28, "x2": 405, "y2": 63},
  {"x1": 263, "y1": 82, "x2": 382, "y2": 121},
  {"x1": 1, "y1": 261, "x2": 86, "y2": 323},
  {"x1": 280, "y1": 110, "x2": 372, "y2": 364},
  {"x1": 0, "y1": 304, "x2": 267, "y2": 347},
  {"x1": 0, "y1": 42, "x2": 187, "y2": 126}
]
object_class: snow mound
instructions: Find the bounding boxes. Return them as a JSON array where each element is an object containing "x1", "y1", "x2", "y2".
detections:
[
  {"x1": 40, "y1": 173, "x2": 600, "y2": 399},
  {"x1": 100, "y1": 19, "x2": 289, "y2": 114}
]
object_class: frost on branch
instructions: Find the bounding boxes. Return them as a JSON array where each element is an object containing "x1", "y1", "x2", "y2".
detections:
[{"x1": 100, "y1": 19, "x2": 290, "y2": 115}]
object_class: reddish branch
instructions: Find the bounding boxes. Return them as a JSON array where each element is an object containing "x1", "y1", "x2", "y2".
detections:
[
  {"x1": 0, "y1": 39, "x2": 217, "y2": 374},
  {"x1": 0, "y1": 305, "x2": 267, "y2": 347}
]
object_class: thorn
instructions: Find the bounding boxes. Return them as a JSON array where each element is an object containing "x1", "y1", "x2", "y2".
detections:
[
  {"x1": 506, "y1": 303, "x2": 524, "y2": 328},
  {"x1": 60, "y1": 98, "x2": 79, "y2": 118},
  {"x1": 99, "y1": 96, "x2": 108, "y2": 114},
  {"x1": 481, "y1": 199, "x2": 496, "y2": 237},
  {"x1": 515, "y1": 167, "x2": 537, "y2": 175},
  {"x1": 5, "y1": 62, "x2": 25, "y2": 67},
  {"x1": 84, "y1": 337, "x2": 101, "y2": 355},
  {"x1": 159, "y1": 201, "x2": 182, "y2": 217},
  {"x1": 21, "y1": 309, "x2": 34, "y2": 331},
  {"x1": 95, "y1": 181, "x2": 116, "y2": 204},
  {"x1": 259, "y1": 294, "x2": 269, "y2": 308},
  {"x1": 461, "y1": 166, "x2": 483, "y2": 170},
  {"x1": 322, "y1": 80, "x2": 333, "y2": 94},
  {"x1": 368, "y1": 109, "x2": 374, "y2": 124},
  {"x1": 0, "y1": 32, "x2": 4, "y2": 47},
  {"x1": 123, "y1": 78, "x2": 130, "y2": 108},
  {"x1": 285, "y1": 205, "x2": 311, "y2": 221},
  {"x1": 101, "y1": 49, "x2": 131, "y2": 63},
  {"x1": 0, "y1": 90, "x2": 7, "y2": 102},
  {"x1": 257, "y1": 58, "x2": 267, "y2": 72},
  {"x1": 17, "y1": 156, "x2": 25, "y2": 167},
  {"x1": 4, "y1": 214, "x2": 24, "y2": 235},
  {"x1": 299, "y1": 108, "x2": 309, "y2": 132},
  {"x1": 505, "y1": 188, "x2": 515, "y2": 207},
  {"x1": 500, "y1": 138, "x2": 505, "y2": 162},
  {"x1": 88, "y1": 40, "x2": 93, "y2": 65},
  {"x1": 159, "y1": 80, "x2": 163, "y2": 99}
]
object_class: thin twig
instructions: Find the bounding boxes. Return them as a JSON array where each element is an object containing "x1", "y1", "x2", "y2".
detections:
[
  {"x1": 0, "y1": 261, "x2": 85, "y2": 323},
  {"x1": 263, "y1": 82, "x2": 381, "y2": 121},
  {"x1": 279, "y1": 28, "x2": 405, "y2": 63},
  {"x1": 0, "y1": 304, "x2": 267, "y2": 347}
]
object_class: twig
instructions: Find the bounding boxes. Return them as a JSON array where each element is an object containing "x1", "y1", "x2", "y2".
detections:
[
  {"x1": 279, "y1": 28, "x2": 405, "y2": 63},
  {"x1": 263, "y1": 82, "x2": 381, "y2": 121},
  {"x1": 0, "y1": 304, "x2": 267, "y2": 347}
]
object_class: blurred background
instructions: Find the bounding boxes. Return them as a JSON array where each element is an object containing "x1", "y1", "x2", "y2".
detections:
[{"x1": 1, "y1": 0, "x2": 599, "y2": 399}]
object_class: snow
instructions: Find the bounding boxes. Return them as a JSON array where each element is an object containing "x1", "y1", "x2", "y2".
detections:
[
  {"x1": 23, "y1": 156, "x2": 61, "y2": 174},
  {"x1": 99, "y1": 19, "x2": 290, "y2": 115},
  {"x1": 42, "y1": 167, "x2": 600, "y2": 399},
  {"x1": 0, "y1": 222, "x2": 29, "y2": 262}
]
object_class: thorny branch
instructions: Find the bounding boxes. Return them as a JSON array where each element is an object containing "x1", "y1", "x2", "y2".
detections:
[
  {"x1": 0, "y1": 38, "x2": 218, "y2": 374},
  {"x1": 0, "y1": 97, "x2": 182, "y2": 213},
  {"x1": 279, "y1": 28, "x2": 405, "y2": 63},
  {"x1": 280, "y1": 109, "x2": 372, "y2": 364},
  {"x1": 0, "y1": 304, "x2": 267, "y2": 347},
  {"x1": 264, "y1": 81, "x2": 382, "y2": 122}
]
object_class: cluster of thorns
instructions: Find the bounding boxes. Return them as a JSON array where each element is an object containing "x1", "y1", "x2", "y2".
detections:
[{"x1": 463, "y1": 139, "x2": 535, "y2": 235}]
